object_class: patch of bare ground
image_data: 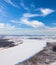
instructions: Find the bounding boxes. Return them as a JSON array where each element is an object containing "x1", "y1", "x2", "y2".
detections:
[
  {"x1": 0, "y1": 39, "x2": 23, "y2": 50},
  {"x1": 18, "y1": 42, "x2": 56, "y2": 65}
]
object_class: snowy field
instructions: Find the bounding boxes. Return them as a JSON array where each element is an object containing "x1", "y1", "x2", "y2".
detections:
[{"x1": 0, "y1": 39, "x2": 50, "y2": 65}]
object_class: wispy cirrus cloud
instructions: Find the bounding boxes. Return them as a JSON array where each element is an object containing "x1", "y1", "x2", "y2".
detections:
[
  {"x1": 10, "y1": 20, "x2": 18, "y2": 23},
  {"x1": 10, "y1": 8, "x2": 54, "y2": 28},
  {"x1": 35, "y1": 8, "x2": 55, "y2": 16},
  {"x1": 23, "y1": 13, "x2": 39, "y2": 18},
  {"x1": 4, "y1": 0, "x2": 19, "y2": 8},
  {"x1": 0, "y1": 5, "x2": 7, "y2": 17},
  {"x1": 23, "y1": 8, "x2": 55, "y2": 18},
  {"x1": 20, "y1": 13, "x2": 45, "y2": 28},
  {"x1": 40, "y1": 8, "x2": 54, "y2": 16},
  {"x1": 10, "y1": 13, "x2": 45, "y2": 28},
  {"x1": 20, "y1": 1, "x2": 29, "y2": 11},
  {"x1": 9, "y1": 7, "x2": 55, "y2": 29},
  {"x1": 20, "y1": 1, "x2": 36, "y2": 11}
]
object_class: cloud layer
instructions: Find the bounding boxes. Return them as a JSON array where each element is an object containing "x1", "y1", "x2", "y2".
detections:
[{"x1": 0, "y1": 23, "x2": 15, "y2": 29}]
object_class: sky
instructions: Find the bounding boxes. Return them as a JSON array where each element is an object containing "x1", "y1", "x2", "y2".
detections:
[{"x1": 0, "y1": 0, "x2": 56, "y2": 35}]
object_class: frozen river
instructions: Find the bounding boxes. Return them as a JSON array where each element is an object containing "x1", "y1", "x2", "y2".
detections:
[{"x1": 0, "y1": 39, "x2": 46, "y2": 65}]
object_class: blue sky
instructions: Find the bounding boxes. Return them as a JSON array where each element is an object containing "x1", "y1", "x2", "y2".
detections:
[{"x1": 0, "y1": 0, "x2": 56, "y2": 35}]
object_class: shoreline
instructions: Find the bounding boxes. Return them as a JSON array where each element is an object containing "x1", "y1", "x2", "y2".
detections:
[
  {"x1": 18, "y1": 42, "x2": 56, "y2": 65},
  {"x1": 0, "y1": 36, "x2": 56, "y2": 65}
]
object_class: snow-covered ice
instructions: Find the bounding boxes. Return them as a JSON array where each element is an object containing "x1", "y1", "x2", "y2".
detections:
[{"x1": 0, "y1": 39, "x2": 46, "y2": 65}]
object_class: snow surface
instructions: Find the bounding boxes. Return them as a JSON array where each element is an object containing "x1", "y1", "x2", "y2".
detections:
[{"x1": 0, "y1": 39, "x2": 46, "y2": 65}]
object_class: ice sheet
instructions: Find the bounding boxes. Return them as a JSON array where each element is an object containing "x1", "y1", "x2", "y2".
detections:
[{"x1": 0, "y1": 39, "x2": 46, "y2": 65}]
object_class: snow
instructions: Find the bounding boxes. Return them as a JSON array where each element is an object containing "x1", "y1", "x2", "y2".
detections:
[
  {"x1": 0, "y1": 39, "x2": 46, "y2": 65},
  {"x1": 50, "y1": 62, "x2": 56, "y2": 65}
]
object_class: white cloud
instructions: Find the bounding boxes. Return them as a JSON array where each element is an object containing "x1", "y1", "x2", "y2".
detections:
[
  {"x1": 0, "y1": 23, "x2": 15, "y2": 29},
  {"x1": 30, "y1": 21, "x2": 45, "y2": 28},
  {"x1": 23, "y1": 8, "x2": 54, "y2": 18},
  {"x1": 39, "y1": 8, "x2": 54, "y2": 16},
  {"x1": 35, "y1": 8, "x2": 54, "y2": 16},
  {"x1": 20, "y1": 14, "x2": 45, "y2": 28},
  {"x1": 10, "y1": 18, "x2": 45, "y2": 28},
  {"x1": 0, "y1": 23, "x2": 4, "y2": 28},
  {"x1": 4, "y1": 0, "x2": 19, "y2": 8},
  {"x1": 23, "y1": 13, "x2": 39, "y2": 18},
  {"x1": 10, "y1": 13, "x2": 43, "y2": 27},
  {"x1": 10, "y1": 9, "x2": 55, "y2": 29}
]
